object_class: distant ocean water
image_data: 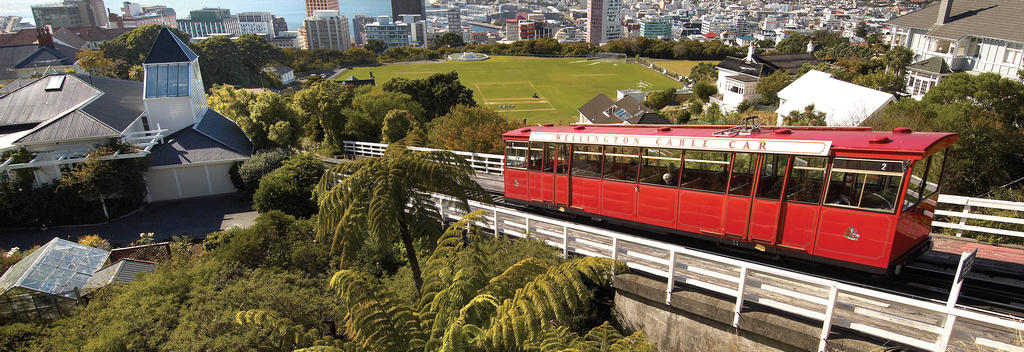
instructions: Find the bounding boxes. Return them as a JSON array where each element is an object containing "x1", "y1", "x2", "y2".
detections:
[{"x1": 7, "y1": 0, "x2": 392, "y2": 31}]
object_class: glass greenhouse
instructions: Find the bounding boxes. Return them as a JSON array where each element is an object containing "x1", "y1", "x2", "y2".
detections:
[{"x1": 0, "y1": 238, "x2": 109, "y2": 322}]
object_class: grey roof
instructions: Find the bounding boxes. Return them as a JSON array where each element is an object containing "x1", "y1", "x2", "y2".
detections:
[
  {"x1": 727, "y1": 74, "x2": 759, "y2": 83},
  {"x1": 75, "y1": 74, "x2": 146, "y2": 131},
  {"x1": 888, "y1": 0, "x2": 1024, "y2": 43},
  {"x1": 143, "y1": 28, "x2": 197, "y2": 64},
  {"x1": 716, "y1": 53, "x2": 818, "y2": 77},
  {"x1": 148, "y1": 127, "x2": 250, "y2": 167},
  {"x1": 16, "y1": 110, "x2": 119, "y2": 144},
  {"x1": 13, "y1": 44, "x2": 78, "y2": 68},
  {"x1": 0, "y1": 77, "x2": 41, "y2": 98},
  {"x1": 82, "y1": 259, "x2": 155, "y2": 294},
  {"x1": 0, "y1": 238, "x2": 110, "y2": 298},
  {"x1": 578, "y1": 94, "x2": 658, "y2": 124},
  {"x1": 0, "y1": 74, "x2": 100, "y2": 127},
  {"x1": 908, "y1": 56, "x2": 954, "y2": 74},
  {"x1": 195, "y1": 109, "x2": 254, "y2": 155}
]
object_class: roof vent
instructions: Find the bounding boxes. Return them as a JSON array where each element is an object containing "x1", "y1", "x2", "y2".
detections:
[
  {"x1": 869, "y1": 136, "x2": 891, "y2": 144},
  {"x1": 658, "y1": 127, "x2": 671, "y2": 132},
  {"x1": 893, "y1": 127, "x2": 912, "y2": 134},
  {"x1": 774, "y1": 128, "x2": 792, "y2": 135},
  {"x1": 520, "y1": 128, "x2": 531, "y2": 133},
  {"x1": 573, "y1": 125, "x2": 585, "y2": 130}
]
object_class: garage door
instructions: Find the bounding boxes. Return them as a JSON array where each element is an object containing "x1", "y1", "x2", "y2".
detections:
[{"x1": 147, "y1": 162, "x2": 239, "y2": 202}]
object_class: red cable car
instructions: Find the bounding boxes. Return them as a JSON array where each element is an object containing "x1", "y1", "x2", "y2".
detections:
[{"x1": 502, "y1": 123, "x2": 958, "y2": 274}]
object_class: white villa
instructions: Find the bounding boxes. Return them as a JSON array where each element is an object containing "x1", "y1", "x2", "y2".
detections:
[
  {"x1": 0, "y1": 28, "x2": 252, "y2": 202},
  {"x1": 888, "y1": 0, "x2": 1024, "y2": 99},
  {"x1": 713, "y1": 45, "x2": 818, "y2": 111}
]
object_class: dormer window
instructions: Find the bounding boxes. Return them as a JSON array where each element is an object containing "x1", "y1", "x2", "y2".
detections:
[{"x1": 144, "y1": 63, "x2": 190, "y2": 98}]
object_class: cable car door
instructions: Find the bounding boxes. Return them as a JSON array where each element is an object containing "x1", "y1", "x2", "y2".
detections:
[
  {"x1": 723, "y1": 153, "x2": 757, "y2": 238},
  {"x1": 747, "y1": 154, "x2": 788, "y2": 244},
  {"x1": 554, "y1": 144, "x2": 569, "y2": 207}
]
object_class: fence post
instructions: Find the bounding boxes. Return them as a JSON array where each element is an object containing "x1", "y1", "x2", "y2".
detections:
[
  {"x1": 956, "y1": 202, "x2": 972, "y2": 237},
  {"x1": 611, "y1": 237, "x2": 619, "y2": 274},
  {"x1": 492, "y1": 208, "x2": 500, "y2": 237},
  {"x1": 817, "y1": 285, "x2": 839, "y2": 352},
  {"x1": 525, "y1": 217, "x2": 531, "y2": 238},
  {"x1": 562, "y1": 226, "x2": 569, "y2": 258},
  {"x1": 733, "y1": 266, "x2": 748, "y2": 328},
  {"x1": 665, "y1": 250, "x2": 677, "y2": 305}
]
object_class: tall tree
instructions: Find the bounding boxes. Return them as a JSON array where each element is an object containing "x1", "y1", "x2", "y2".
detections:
[
  {"x1": 315, "y1": 141, "x2": 490, "y2": 293},
  {"x1": 644, "y1": 88, "x2": 676, "y2": 110},
  {"x1": 688, "y1": 62, "x2": 717, "y2": 83},
  {"x1": 192, "y1": 36, "x2": 244, "y2": 87},
  {"x1": 426, "y1": 105, "x2": 519, "y2": 154},
  {"x1": 756, "y1": 70, "x2": 793, "y2": 106},
  {"x1": 365, "y1": 40, "x2": 387, "y2": 54},
  {"x1": 207, "y1": 84, "x2": 256, "y2": 122},
  {"x1": 75, "y1": 50, "x2": 115, "y2": 77},
  {"x1": 430, "y1": 32, "x2": 465, "y2": 49},
  {"x1": 782, "y1": 104, "x2": 827, "y2": 126},
  {"x1": 343, "y1": 90, "x2": 425, "y2": 142},
  {"x1": 57, "y1": 142, "x2": 149, "y2": 219},
  {"x1": 240, "y1": 91, "x2": 303, "y2": 149},
  {"x1": 382, "y1": 71, "x2": 476, "y2": 120},
  {"x1": 291, "y1": 79, "x2": 354, "y2": 149},
  {"x1": 381, "y1": 109, "x2": 414, "y2": 143},
  {"x1": 692, "y1": 80, "x2": 717, "y2": 102}
]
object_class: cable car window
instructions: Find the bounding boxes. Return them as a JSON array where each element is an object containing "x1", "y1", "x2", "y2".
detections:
[
  {"x1": 505, "y1": 141, "x2": 527, "y2": 169},
  {"x1": 555, "y1": 144, "x2": 569, "y2": 175},
  {"x1": 922, "y1": 149, "x2": 945, "y2": 200},
  {"x1": 639, "y1": 148, "x2": 682, "y2": 187},
  {"x1": 602, "y1": 147, "x2": 640, "y2": 182},
  {"x1": 729, "y1": 153, "x2": 757, "y2": 196},
  {"x1": 825, "y1": 158, "x2": 905, "y2": 213},
  {"x1": 756, "y1": 154, "x2": 788, "y2": 199},
  {"x1": 571, "y1": 145, "x2": 602, "y2": 178},
  {"x1": 528, "y1": 142, "x2": 544, "y2": 171},
  {"x1": 542, "y1": 143, "x2": 555, "y2": 172},
  {"x1": 680, "y1": 150, "x2": 730, "y2": 193},
  {"x1": 905, "y1": 157, "x2": 928, "y2": 207},
  {"x1": 785, "y1": 156, "x2": 827, "y2": 204}
]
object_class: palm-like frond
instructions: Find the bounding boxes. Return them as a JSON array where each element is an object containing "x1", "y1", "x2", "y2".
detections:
[
  {"x1": 329, "y1": 270, "x2": 425, "y2": 351},
  {"x1": 234, "y1": 309, "x2": 345, "y2": 351},
  {"x1": 484, "y1": 257, "x2": 627, "y2": 350}
]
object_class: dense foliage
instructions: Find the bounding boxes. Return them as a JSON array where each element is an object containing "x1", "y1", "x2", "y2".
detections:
[
  {"x1": 426, "y1": 105, "x2": 520, "y2": 154},
  {"x1": 463, "y1": 38, "x2": 601, "y2": 57},
  {"x1": 253, "y1": 154, "x2": 324, "y2": 218},
  {"x1": 229, "y1": 148, "x2": 292, "y2": 196},
  {"x1": 381, "y1": 71, "x2": 476, "y2": 120},
  {"x1": 604, "y1": 37, "x2": 743, "y2": 60},
  {"x1": 644, "y1": 88, "x2": 676, "y2": 110}
]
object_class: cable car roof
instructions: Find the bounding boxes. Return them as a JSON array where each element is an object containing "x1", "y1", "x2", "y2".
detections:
[{"x1": 503, "y1": 125, "x2": 958, "y2": 158}]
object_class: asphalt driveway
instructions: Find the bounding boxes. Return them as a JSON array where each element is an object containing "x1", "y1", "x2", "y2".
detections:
[{"x1": 0, "y1": 194, "x2": 257, "y2": 249}]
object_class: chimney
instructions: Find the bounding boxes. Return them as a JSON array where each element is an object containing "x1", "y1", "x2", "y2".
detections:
[
  {"x1": 807, "y1": 40, "x2": 814, "y2": 53},
  {"x1": 744, "y1": 44, "x2": 755, "y2": 63},
  {"x1": 36, "y1": 26, "x2": 54, "y2": 48},
  {"x1": 936, "y1": 0, "x2": 953, "y2": 25}
]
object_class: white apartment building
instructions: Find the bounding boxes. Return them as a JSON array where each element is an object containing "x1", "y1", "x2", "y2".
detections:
[
  {"x1": 366, "y1": 15, "x2": 411, "y2": 49},
  {"x1": 888, "y1": 0, "x2": 1024, "y2": 98},
  {"x1": 302, "y1": 10, "x2": 351, "y2": 51},
  {"x1": 447, "y1": 8, "x2": 461, "y2": 34},
  {"x1": 586, "y1": 0, "x2": 622, "y2": 44},
  {"x1": 238, "y1": 12, "x2": 275, "y2": 37}
]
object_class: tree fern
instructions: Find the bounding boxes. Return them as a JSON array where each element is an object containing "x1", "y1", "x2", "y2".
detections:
[
  {"x1": 329, "y1": 270, "x2": 426, "y2": 351},
  {"x1": 483, "y1": 257, "x2": 627, "y2": 350},
  {"x1": 316, "y1": 140, "x2": 489, "y2": 293},
  {"x1": 234, "y1": 309, "x2": 345, "y2": 351}
]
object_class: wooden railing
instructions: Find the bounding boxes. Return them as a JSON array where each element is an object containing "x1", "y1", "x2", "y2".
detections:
[{"x1": 429, "y1": 194, "x2": 1024, "y2": 352}]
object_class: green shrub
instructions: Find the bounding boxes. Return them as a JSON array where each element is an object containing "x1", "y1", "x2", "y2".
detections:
[
  {"x1": 252, "y1": 153, "x2": 324, "y2": 218},
  {"x1": 229, "y1": 148, "x2": 291, "y2": 195}
]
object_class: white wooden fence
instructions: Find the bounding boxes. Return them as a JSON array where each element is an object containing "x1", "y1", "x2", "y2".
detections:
[
  {"x1": 343, "y1": 140, "x2": 1024, "y2": 240},
  {"x1": 430, "y1": 194, "x2": 1024, "y2": 352}
]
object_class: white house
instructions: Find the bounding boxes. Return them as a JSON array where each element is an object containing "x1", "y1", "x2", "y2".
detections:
[
  {"x1": 775, "y1": 70, "x2": 895, "y2": 127},
  {"x1": 713, "y1": 45, "x2": 818, "y2": 111},
  {"x1": 0, "y1": 28, "x2": 253, "y2": 202},
  {"x1": 888, "y1": 0, "x2": 1024, "y2": 98}
]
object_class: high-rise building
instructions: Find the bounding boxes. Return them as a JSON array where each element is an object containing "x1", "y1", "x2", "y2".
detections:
[
  {"x1": 365, "y1": 15, "x2": 411, "y2": 49},
  {"x1": 273, "y1": 16, "x2": 288, "y2": 35},
  {"x1": 352, "y1": 15, "x2": 374, "y2": 46},
  {"x1": 640, "y1": 17, "x2": 671, "y2": 39},
  {"x1": 238, "y1": 12, "x2": 275, "y2": 36},
  {"x1": 391, "y1": 0, "x2": 425, "y2": 21},
  {"x1": 302, "y1": 10, "x2": 350, "y2": 51},
  {"x1": 176, "y1": 8, "x2": 239, "y2": 38},
  {"x1": 446, "y1": 8, "x2": 461, "y2": 34},
  {"x1": 31, "y1": 0, "x2": 109, "y2": 28},
  {"x1": 399, "y1": 14, "x2": 426, "y2": 47},
  {"x1": 586, "y1": 0, "x2": 621, "y2": 44},
  {"x1": 305, "y1": 0, "x2": 339, "y2": 17}
]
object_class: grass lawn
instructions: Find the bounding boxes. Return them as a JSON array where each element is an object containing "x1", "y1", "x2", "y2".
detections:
[
  {"x1": 342, "y1": 56, "x2": 686, "y2": 125},
  {"x1": 648, "y1": 59, "x2": 718, "y2": 77}
]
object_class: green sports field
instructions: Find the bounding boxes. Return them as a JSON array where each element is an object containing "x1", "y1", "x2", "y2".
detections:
[{"x1": 342, "y1": 56, "x2": 684, "y2": 125}]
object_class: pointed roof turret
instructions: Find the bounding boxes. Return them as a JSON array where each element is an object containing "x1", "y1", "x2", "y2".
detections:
[{"x1": 143, "y1": 27, "x2": 198, "y2": 64}]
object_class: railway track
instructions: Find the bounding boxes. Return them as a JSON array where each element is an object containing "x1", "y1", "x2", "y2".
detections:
[{"x1": 485, "y1": 191, "x2": 1024, "y2": 318}]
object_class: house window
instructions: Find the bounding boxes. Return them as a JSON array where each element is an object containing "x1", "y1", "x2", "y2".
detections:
[{"x1": 1004, "y1": 46, "x2": 1022, "y2": 64}]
